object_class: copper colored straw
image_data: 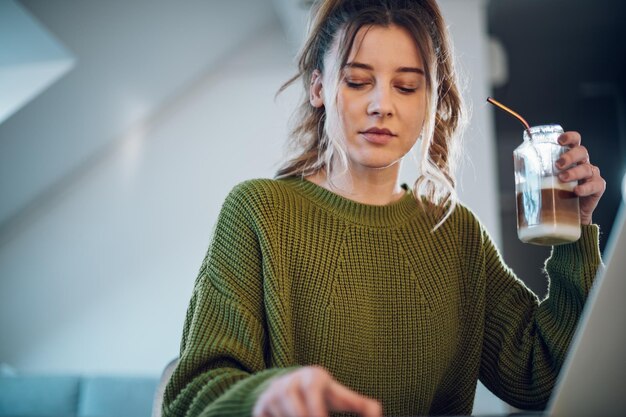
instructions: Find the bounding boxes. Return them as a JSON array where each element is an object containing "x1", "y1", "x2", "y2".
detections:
[{"x1": 486, "y1": 97, "x2": 531, "y2": 132}]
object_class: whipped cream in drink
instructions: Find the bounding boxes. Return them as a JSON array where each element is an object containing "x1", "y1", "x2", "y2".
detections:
[{"x1": 516, "y1": 175, "x2": 580, "y2": 245}]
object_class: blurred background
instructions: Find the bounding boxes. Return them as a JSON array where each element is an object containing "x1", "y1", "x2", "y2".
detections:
[{"x1": 1, "y1": 0, "x2": 624, "y2": 415}]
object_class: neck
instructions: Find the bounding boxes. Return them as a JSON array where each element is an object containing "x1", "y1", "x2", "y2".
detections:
[{"x1": 306, "y1": 162, "x2": 406, "y2": 206}]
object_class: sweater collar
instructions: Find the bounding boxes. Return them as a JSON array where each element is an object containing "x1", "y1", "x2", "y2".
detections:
[{"x1": 282, "y1": 176, "x2": 421, "y2": 228}]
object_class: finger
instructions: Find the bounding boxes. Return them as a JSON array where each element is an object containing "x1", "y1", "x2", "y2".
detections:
[
  {"x1": 360, "y1": 400, "x2": 383, "y2": 417},
  {"x1": 575, "y1": 176, "x2": 606, "y2": 197},
  {"x1": 255, "y1": 377, "x2": 293, "y2": 417},
  {"x1": 557, "y1": 131, "x2": 582, "y2": 147},
  {"x1": 556, "y1": 145, "x2": 589, "y2": 169},
  {"x1": 254, "y1": 403, "x2": 275, "y2": 417},
  {"x1": 252, "y1": 404, "x2": 269, "y2": 417},
  {"x1": 293, "y1": 381, "x2": 312, "y2": 417},
  {"x1": 558, "y1": 163, "x2": 595, "y2": 182},
  {"x1": 301, "y1": 369, "x2": 329, "y2": 417},
  {"x1": 278, "y1": 377, "x2": 309, "y2": 417},
  {"x1": 304, "y1": 390, "x2": 328, "y2": 417},
  {"x1": 326, "y1": 381, "x2": 382, "y2": 417},
  {"x1": 253, "y1": 391, "x2": 271, "y2": 417},
  {"x1": 267, "y1": 399, "x2": 286, "y2": 417},
  {"x1": 277, "y1": 390, "x2": 307, "y2": 417}
]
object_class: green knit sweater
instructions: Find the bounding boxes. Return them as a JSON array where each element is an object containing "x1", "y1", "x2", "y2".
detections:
[{"x1": 163, "y1": 177, "x2": 601, "y2": 417}]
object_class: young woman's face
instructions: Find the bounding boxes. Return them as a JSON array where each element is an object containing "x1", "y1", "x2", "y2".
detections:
[{"x1": 320, "y1": 24, "x2": 428, "y2": 174}]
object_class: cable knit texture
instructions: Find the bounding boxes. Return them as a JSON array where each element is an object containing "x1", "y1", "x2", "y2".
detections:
[{"x1": 163, "y1": 177, "x2": 601, "y2": 417}]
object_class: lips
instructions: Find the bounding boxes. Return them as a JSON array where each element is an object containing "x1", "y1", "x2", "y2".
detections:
[{"x1": 360, "y1": 127, "x2": 396, "y2": 145}]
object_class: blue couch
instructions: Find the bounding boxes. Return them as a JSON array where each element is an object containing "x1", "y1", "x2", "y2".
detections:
[{"x1": 0, "y1": 367, "x2": 159, "y2": 417}]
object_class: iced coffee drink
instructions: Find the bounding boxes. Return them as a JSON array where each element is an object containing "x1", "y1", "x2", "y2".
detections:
[{"x1": 513, "y1": 125, "x2": 581, "y2": 245}]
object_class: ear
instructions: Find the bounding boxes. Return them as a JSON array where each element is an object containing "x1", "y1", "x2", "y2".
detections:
[{"x1": 309, "y1": 69, "x2": 324, "y2": 108}]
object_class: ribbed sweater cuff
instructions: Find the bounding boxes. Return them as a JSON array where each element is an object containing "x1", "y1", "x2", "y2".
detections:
[
  {"x1": 204, "y1": 367, "x2": 299, "y2": 417},
  {"x1": 546, "y1": 224, "x2": 602, "y2": 290}
]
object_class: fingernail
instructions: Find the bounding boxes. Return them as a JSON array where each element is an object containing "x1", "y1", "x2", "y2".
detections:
[
  {"x1": 559, "y1": 172, "x2": 568, "y2": 181},
  {"x1": 558, "y1": 135, "x2": 566, "y2": 144},
  {"x1": 556, "y1": 158, "x2": 565, "y2": 168}
]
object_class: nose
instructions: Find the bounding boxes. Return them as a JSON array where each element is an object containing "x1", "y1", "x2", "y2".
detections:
[{"x1": 367, "y1": 84, "x2": 394, "y2": 118}]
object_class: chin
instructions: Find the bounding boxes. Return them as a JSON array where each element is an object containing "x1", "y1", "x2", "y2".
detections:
[{"x1": 352, "y1": 155, "x2": 402, "y2": 170}]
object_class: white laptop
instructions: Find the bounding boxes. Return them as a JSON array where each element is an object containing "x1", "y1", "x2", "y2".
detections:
[{"x1": 544, "y1": 200, "x2": 626, "y2": 416}]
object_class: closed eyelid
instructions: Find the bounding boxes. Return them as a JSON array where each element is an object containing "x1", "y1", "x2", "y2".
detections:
[{"x1": 344, "y1": 74, "x2": 419, "y2": 84}]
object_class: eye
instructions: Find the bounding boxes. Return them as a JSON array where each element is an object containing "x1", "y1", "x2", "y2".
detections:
[
  {"x1": 345, "y1": 80, "x2": 368, "y2": 89},
  {"x1": 397, "y1": 86, "x2": 418, "y2": 94}
]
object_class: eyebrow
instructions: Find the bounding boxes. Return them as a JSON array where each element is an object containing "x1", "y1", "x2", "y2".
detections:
[{"x1": 344, "y1": 61, "x2": 425, "y2": 75}]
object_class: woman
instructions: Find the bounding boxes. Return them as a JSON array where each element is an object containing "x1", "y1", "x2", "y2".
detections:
[{"x1": 163, "y1": 1, "x2": 606, "y2": 416}]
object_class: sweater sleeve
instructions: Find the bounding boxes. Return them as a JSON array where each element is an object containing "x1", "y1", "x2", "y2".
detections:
[
  {"x1": 478, "y1": 224, "x2": 602, "y2": 410},
  {"x1": 162, "y1": 184, "x2": 296, "y2": 417}
]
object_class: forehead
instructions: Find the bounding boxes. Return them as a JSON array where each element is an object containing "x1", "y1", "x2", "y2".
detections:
[{"x1": 346, "y1": 24, "x2": 424, "y2": 68}]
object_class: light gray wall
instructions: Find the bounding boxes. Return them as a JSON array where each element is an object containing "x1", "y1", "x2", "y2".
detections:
[
  {"x1": 444, "y1": 0, "x2": 501, "y2": 242},
  {"x1": 0, "y1": 0, "x2": 275, "y2": 231},
  {"x1": 0, "y1": 23, "x2": 298, "y2": 375}
]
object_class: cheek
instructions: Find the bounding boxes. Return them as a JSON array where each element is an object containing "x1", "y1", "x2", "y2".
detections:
[
  {"x1": 408, "y1": 98, "x2": 427, "y2": 133},
  {"x1": 336, "y1": 92, "x2": 362, "y2": 128},
  {"x1": 402, "y1": 109, "x2": 425, "y2": 135},
  {"x1": 416, "y1": 113, "x2": 426, "y2": 133}
]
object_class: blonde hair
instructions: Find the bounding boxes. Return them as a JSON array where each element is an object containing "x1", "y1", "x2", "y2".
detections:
[{"x1": 276, "y1": 0, "x2": 466, "y2": 227}]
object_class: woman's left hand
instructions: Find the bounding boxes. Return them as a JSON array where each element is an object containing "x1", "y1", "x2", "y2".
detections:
[{"x1": 556, "y1": 131, "x2": 606, "y2": 225}]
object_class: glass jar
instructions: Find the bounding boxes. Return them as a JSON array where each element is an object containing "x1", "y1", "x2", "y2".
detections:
[{"x1": 513, "y1": 124, "x2": 581, "y2": 245}]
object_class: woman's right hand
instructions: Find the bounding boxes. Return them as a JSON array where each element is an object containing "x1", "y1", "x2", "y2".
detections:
[{"x1": 252, "y1": 366, "x2": 382, "y2": 417}]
